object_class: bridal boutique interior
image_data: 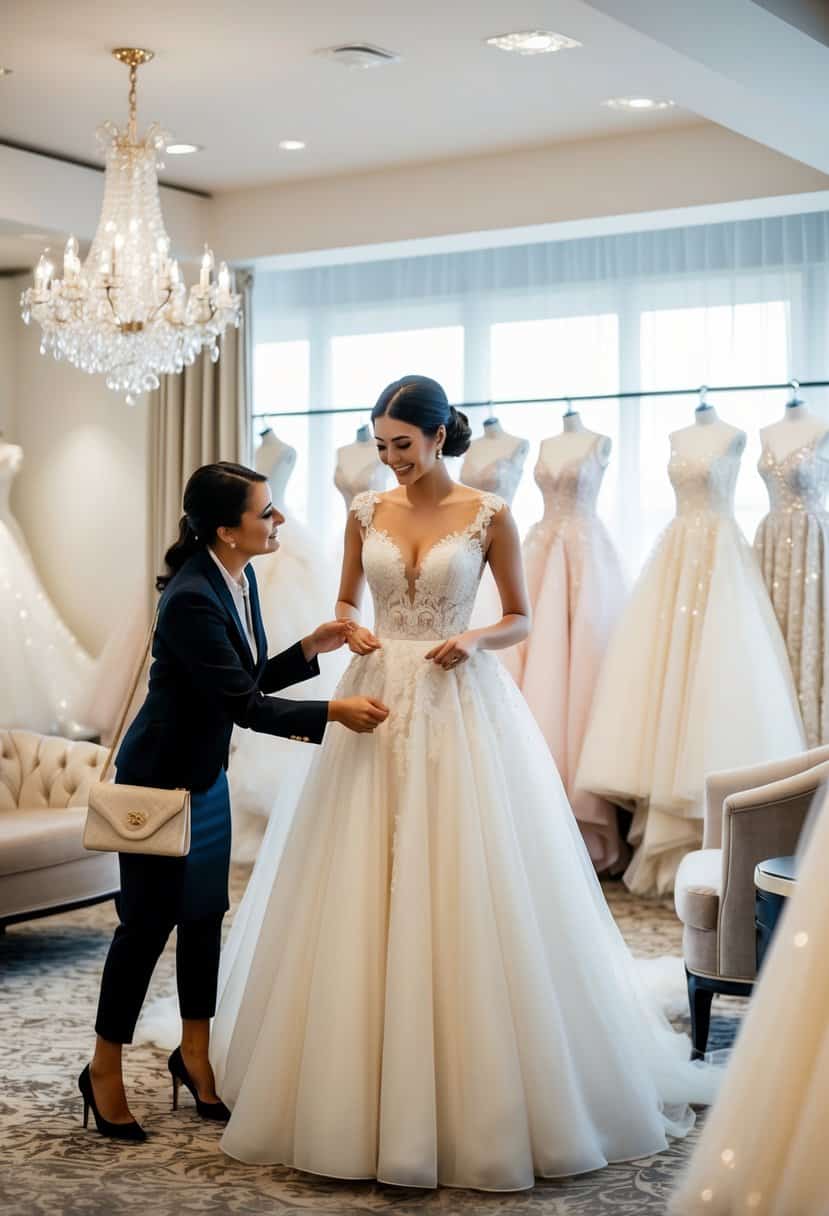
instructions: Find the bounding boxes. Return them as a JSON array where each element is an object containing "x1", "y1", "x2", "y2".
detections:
[{"x1": 2, "y1": 1, "x2": 829, "y2": 1212}]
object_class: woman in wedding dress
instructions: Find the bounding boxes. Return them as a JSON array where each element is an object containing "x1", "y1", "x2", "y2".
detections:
[{"x1": 210, "y1": 376, "x2": 718, "y2": 1191}]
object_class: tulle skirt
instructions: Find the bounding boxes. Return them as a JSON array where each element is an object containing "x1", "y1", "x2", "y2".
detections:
[
  {"x1": 0, "y1": 519, "x2": 95, "y2": 733},
  {"x1": 671, "y1": 790, "x2": 829, "y2": 1215},
  {"x1": 227, "y1": 515, "x2": 344, "y2": 861},
  {"x1": 577, "y1": 512, "x2": 805, "y2": 896},
  {"x1": 212, "y1": 636, "x2": 718, "y2": 1191},
  {"x1": 755, "y1": 508, "x2": 829, "y2": 748},
  {"x1": 503, "y1": 513, "x2": 628, "y2": 873}
]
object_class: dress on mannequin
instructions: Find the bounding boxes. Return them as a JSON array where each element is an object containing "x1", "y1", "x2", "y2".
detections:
[
  {"x1": 670, "y1": 787, "x2": 829, "y2": 1216},
  {"x1": 227, "y1": 429, "x2": 343, "y2": 860},
  {"x1": 0, "y1": 441, "x2": 95, "y2": 733},
  {"x1": 462, "y1": 418, "x2": 529, "y2": 627},
  {"x1": 208, "y1": 489, "x2": 718, "y2": 1191},
  {"x1": 333, "y1": 426, "x2": 390, "y2": 509},
  {"x1": 577, "y1": 408, "x2": 805, "y2": 896},
  {"x1": 502, "y1": 414, "x2": 628, "y2": 873},
  {"x1": 754, "y1": 400, "x2": 829, "y2": 747}
]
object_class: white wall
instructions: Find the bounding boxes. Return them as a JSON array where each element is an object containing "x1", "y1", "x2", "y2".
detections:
[
  {"x1": 10, "y1": 276, "x2": 149, "y2": 656},
  {"x1": 211, "y1": 124, "x2": 829, "y2": 263}
]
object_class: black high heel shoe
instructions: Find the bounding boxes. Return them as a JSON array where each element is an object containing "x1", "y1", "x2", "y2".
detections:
[
  {"x1": 78, "y1": 1064, "x2": 147, "y2": 1141},
  {"x1": 168, "y1": 1047, "x2": 230, "y2": 1122}
]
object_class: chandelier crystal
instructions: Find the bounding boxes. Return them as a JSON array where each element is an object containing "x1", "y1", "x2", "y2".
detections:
[{"x1": 20, "y1": 48, "x2": 241, "y2": 405}]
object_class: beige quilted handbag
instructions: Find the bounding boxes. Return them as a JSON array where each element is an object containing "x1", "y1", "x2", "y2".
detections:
[{"x1": 83, "y1": 612, "x2": 191, "y2": 857}]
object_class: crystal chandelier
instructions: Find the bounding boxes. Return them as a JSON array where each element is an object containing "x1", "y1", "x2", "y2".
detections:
[{"x1": 20, "y1": 48, "x2": 241, "y2": 405}]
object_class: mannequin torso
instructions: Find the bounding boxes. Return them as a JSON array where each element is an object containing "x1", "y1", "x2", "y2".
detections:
[
  {"x1": 254, "y1": 431, "x2": 297, "y2": 512},
  {"x1": 334, "y1": 435, "x2": 390, "y2": 508},
  {"x1": 0, "y1": 441, "x2": 30, "y2": 556},
  {"x1": 460, "y1": 421, "x2": 529, "y2": 505},
  {"x1": 538, "y1": 412, "x2": 611, "y2": 476}
]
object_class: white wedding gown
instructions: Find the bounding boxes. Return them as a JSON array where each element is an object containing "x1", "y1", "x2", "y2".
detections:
[{"x1": 206, "y1": 489, "x2": 717, "y2": 1191}]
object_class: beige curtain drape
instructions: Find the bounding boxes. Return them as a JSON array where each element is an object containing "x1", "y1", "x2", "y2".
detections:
[{"x1": 148, "y1": 269, "x2": 254, "y2": 592}]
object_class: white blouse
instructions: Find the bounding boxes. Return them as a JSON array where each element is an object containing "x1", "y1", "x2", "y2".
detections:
[{"x1": 207, "y1": 547, "x2": 258, "y2": 665}]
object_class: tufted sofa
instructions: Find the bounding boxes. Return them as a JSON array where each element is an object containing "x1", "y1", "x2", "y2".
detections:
[{"x1": 0, "y1": 730, "x2": 118, "y2": 930}]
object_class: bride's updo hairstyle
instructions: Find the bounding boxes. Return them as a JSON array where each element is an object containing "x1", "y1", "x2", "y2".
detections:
[
  {"x1": 371, "y1": 375, "x2": 472, "y2": 458},
  {"x1": 157, "y1": 461, "x2": 266, "y2": 591}
]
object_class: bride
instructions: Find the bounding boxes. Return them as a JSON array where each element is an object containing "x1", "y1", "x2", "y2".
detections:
[{"x1": 209, "y1": 375, "x2": 718, "y2": 1191}]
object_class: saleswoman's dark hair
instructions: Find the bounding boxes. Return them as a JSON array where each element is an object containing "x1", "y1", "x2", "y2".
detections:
[
  {"x1": 156, "y1": 461, "x2": 266, "y2": 591},
  {"x1": 371, "y1": 375, "x2": 472, "y2": 457}
]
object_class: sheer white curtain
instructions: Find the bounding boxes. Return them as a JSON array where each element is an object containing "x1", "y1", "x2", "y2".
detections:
[{"x1": 252, "y1": 210, "x2": 829, "y2": 573}]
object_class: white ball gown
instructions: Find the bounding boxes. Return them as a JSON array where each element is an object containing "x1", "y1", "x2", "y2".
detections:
[
  {"x1": 755, "y1": 430, "x2": 829, "y2": 748},
  {"x1": 0, "y1": 443, "x2": 94, "y2": 732},
  {"x1": 227, "y1": 512, "x2": 344, "y2": 861},
  {"x1": 577, "y1": 425, "x2": 805, "y2": 896},
  {"x1": 502, "y1": 435, "x2": 628, "y2": 874},
  {"x1": 671, "y1": 790, "x2": 829, "y2": 1216},
  {"x1": 210, "y1": 489, "x2": 717, "y2": 1191}
]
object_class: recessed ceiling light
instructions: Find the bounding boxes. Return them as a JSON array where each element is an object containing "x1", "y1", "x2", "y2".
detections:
[
  {"x1": 278, "y1": 140, "x2": 306, "y2": 152},
  {"x1": 486, "y1": 30, "x2": 581, "y2": 55},
  {"x1": 0, "y1": 67, "x2": 12, "y2": 78},
  {"x1": 603, "y1": 96, "x2": 675, "y2": 111},
  {"x1": 165, "y1": 142, "x2": 202, "y2": 155}
]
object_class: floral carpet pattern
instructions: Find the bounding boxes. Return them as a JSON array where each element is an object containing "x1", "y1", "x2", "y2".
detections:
[{"x1": 0, "y1": 870, "x2": 742, "y2": 1216}]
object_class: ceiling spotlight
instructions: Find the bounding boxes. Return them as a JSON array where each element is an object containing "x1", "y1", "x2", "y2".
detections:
[
  {"x1": 486, "y1": 30, "x2": 581, "y2": 55},
  {"x1": 278, "y1": 140, "x2": 306, "y2": 152},
  {"x1": 603, "y1": 96, "x2": 675, "y2": 111},
  {"x1": 165, "y1": 143, "x2": 202, "y2": 155}
]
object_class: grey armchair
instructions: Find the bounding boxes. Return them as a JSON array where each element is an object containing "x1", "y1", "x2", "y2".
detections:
[{"x1": 674, "y1": 745, "x2": 829, "y2": 1055}]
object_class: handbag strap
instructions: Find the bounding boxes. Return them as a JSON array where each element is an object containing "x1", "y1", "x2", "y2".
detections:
[{"x1": 99, "y1": 607, "x2": 159, "y2": 783}]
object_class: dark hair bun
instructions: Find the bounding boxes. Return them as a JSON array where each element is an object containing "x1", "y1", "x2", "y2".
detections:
[{"x1": 443, "y1": 405, "x2": 472, "y2": 457}]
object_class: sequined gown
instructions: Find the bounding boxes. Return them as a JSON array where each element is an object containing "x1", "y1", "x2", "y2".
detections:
[
  {"x1": 0, "y1": 443, "x2": 94, "y2": 732},
  {"x1": 502, "y1": 437, "x2": 628, "y2": 873},
  {"x1": 210, "y1": 490, "x2": 718, "y2": 1190},
  {"x1": 671, "y1": 787, "x2": 829, "y2": 1216},
  {"x1": 754, "y1": 434, "x2": 829, "y2": 747},
  {"x1": 577, "y1": 431, "x2": 805, "y2": 897}
]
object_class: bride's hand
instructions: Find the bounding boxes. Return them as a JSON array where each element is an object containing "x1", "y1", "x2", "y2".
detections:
[
  {"x1": 424, "y1": 632, "x2": 480, "y2": 670},
  {"x1": 347, "y1": 625, "x2": 382, "y2": 655}
]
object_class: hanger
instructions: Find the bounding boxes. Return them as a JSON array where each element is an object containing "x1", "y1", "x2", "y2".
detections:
[
  {"x1": 355, "y1": 422, "x2": 371, "y2": 442},
  {"x1": 258, "y1": 426, "x2": 274, "y2": 438},
  {"x1": 563, "y1": 397, "x2": 577, "y2": 418},
  {"x1": 786, "y1": 379, "x2": 803, "y2": 408},
  {"x1": 695, "y1": 385, "x2": 713, "y2": 413}
]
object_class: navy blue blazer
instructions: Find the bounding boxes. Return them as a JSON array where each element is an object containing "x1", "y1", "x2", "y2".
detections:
[{"x1": 116, "y1": 547, "x2": 329, "y2": 792}]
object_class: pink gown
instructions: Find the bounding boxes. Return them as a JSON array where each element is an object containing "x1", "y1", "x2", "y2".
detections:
[{"x1": 502, "y1": 437, "x2": 628, "y2": 872}]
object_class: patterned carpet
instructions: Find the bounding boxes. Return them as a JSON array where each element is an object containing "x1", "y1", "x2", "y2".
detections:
[{"x1": 0, "y1": 869, "x2": 743, "y2": 1216}]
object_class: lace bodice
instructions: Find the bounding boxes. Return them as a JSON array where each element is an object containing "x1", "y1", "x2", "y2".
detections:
[
  {"x1": 758, "y1": 435, "x2": 829, "y2": 517},
  {"x1": 535, "y1": 438, "x2": 605, "y2": 520},
  {"x1": 351, "y1": 491, "x2": 505, "y2": 639},
  {"x1": 669, "y1": 437, "x2": 742, "y2": 518}
]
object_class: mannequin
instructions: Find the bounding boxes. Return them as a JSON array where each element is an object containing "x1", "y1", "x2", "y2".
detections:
[
  {"x1": 670, "y1": 398, "x2": 746, "y2": 463},
  {"x1": 254, "y1": 428, "x2": 297, "y2": 511},
  {"x1": 0, "y1": 440, "x2": 32, "y2": 558},
  {"x1": 460, "y1": 415, "x2": 529, "y2": 504},
  {"x1": 760, "y1": 386, "x2": 829, "y2": 462},
  {"x1": 333, "y1": 423, "x2": 390, "y2": 509},
  {"x1": 537, "y1": 407, "x2": 612, "y2": 474},
  {"x1": 504, "y1": 407, "x2": 627, "y2": 874},
  {"x1": 755, "y1": 384, "x2": 829, "y2": 746}
]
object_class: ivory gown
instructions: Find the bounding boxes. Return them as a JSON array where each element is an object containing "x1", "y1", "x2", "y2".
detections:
[
  {"x1": 503, "y1": 435, "x2": 627, "y2": 872},
  {"x1": 210, "y1": 490, "x2": 718, "y2": 1191},
  {"x1": 577, "y1": 431, "x2": 805, "y2": 896},
  {"x1": 754, "y1": 433, "x2": 829, "y2": 748}
]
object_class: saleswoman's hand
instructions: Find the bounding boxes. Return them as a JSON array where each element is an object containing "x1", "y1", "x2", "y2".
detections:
[
  {"x1": 303, "y1": 620, "x2": 355, "y2": 659},
  {"x1": 346, "y1": 625, "x2": 382, "y2": 655},
  {"x1": 424, "y1": 631, "x2": 481, "y2": 670}
]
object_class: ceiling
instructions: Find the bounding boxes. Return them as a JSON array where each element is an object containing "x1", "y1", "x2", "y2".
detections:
[{"x1": 1, "y1": 0, "x2": 701, "y2": 194}]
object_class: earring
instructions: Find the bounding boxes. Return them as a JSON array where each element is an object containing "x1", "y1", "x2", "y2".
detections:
[
  {"x1": 229, "y1": 540, "x2": 237, "y2": 549},
  {"x1": 436, "y1": 448, "x2": 443, "y2": 461}
]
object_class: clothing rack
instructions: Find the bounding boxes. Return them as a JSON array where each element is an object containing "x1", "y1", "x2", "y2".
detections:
[{"x1": 251, "y1": 379, "x2": 829, "y2": 421}]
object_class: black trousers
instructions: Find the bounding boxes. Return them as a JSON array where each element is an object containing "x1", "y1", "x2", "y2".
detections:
[{"x1": 95, "y1": 886, "x2": 223, "y2": 1045}]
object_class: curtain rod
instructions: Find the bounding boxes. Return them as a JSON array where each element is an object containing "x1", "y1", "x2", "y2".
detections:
[{"x1": 251, "y1": 379, "x2": 829, "y2": 420}]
